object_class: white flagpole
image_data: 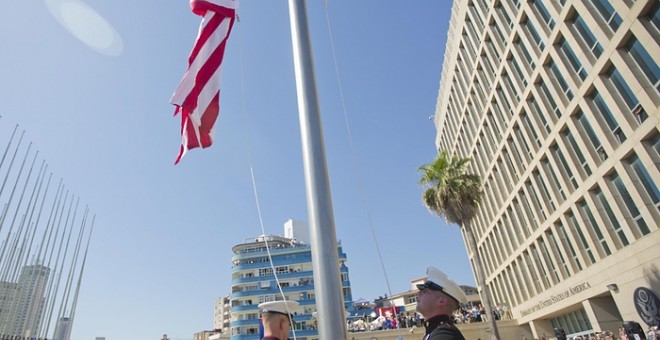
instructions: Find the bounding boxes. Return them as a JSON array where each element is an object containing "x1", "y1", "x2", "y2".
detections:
[{"x1": 287, "y1": 1, "x2": 347, "y2": 339}]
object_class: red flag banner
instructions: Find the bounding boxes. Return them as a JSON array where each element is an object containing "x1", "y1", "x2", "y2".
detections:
[{"x1": 170, "y1": 0, "x2": 237, "y2": 164}]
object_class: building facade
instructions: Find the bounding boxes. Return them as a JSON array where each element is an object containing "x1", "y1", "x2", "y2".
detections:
[
  {"x1": 229, "y1": 219, "x2": 353, "y2": 340},
  {"x1": 433, "y1": 0, "x2": 659, "y2": 338},
  {"x1": 214, "y1": 295, "x2": 231, "y2": 334},
  {"x1": 0, "y1": 264, "x2": 50, "y2": 338},
  {"x1": 53, "y1": 317, "x2": 71, "y2": 340}
]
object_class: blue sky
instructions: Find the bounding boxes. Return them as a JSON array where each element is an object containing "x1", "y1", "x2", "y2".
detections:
[{"x1": 0, "y1": 1, "x2": 468, "y2": 339}]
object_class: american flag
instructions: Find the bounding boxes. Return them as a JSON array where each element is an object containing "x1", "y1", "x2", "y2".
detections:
[{"x1": 170, "y1": 0, "x2": 238, "y2": 164}]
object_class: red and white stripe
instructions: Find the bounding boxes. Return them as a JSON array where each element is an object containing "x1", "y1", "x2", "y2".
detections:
[{"x1": 171, "y1": 0, "x2": 238, "y2": 164}]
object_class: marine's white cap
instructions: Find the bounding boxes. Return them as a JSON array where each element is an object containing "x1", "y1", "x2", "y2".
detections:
[
  {"x1": 416, "y1": 266, "x2": 467, "y2": 304},
  {"x1": 258, "y1": 300, "x2": 300, "y2": 318}
]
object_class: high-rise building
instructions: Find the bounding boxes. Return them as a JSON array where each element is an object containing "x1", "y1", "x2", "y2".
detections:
[
  {"x1": 53, "y1": 317, "x2": 71, "y2": 340},
  {"x1": 229, "y1": 219, "x2": 353, "y2": 340},
  {"x1": 0, "y1": 264, "x2": 50, "y2": 337},
  {"x1": 213, "y1": 295, "x2": 230, "y2": 334},
  {"x1": 433, "y1": 0, "x2": 659, "y2": 338}
]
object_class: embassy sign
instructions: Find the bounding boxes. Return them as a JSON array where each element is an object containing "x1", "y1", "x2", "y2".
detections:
[
  {"x1": 521, "y1": 282, "x2": 592, "y2": 317},
  {"x1": 634, "y1": 287, "x2": 660, "y2": 327}
]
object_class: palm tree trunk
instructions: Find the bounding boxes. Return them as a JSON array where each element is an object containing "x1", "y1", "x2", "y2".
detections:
[{"x1": 464, "y1": 219, "x2": 500, "y2": 340}]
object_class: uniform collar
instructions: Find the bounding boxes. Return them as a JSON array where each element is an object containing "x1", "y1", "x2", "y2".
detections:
[{"x1": 424, "y1": 314, "x2": 454, "y2": 332}]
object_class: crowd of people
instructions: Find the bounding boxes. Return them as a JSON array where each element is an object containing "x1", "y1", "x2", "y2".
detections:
[
  {"x1": 347, "y1": 303, "x2": 513, "y2": 332},
  {"x1": 451, "y1": 304, "x2": 510, "y2": 324}
]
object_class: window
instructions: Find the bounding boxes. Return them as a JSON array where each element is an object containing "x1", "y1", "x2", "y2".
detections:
[
  {"x1": 524, "y1": 250, "x2": 542, "y2": 294},
  {"x1": 491, "y1": 20, "x2": 507, "y2": 48},
  {"x1": 504, "y1": 148, "x2": 519, "y2": 178},
  {"x1": 259, "y1": 267, "x2": 273, "y2": 276},
  {"x1": 466, "y1": 21, "x2": 482, "y2": 53},
  {"x1": 505, "y1": 266, "x2": 520, "y2": 305},
  {"x1": 482, "y1": 52, "x2": 497, "y2": 77},
  {"x1": 606, "y1": 67, "x2": 641, "y2": 112},
  {"x1": 523, "y1": 18, "x2": 546, "y2": 50},
  {"x1": 552, "y1": 309, "x2": 593, "y2": 335},
  {"x1": 578, "y1": 200, "x2": 611, "y2": 256},
  {"x1": 575, "y1": 110, "x2": 605, "y2": 160},
  {"x1": 521, "y1": 111, "x2": 542, "y2": 149},
  {"x1": 609, "y1": 172, "x2": 651, "y2": 236},
  {"x1": 520, "y1": 189, "x2": 540, "y2": 230},
  {"x1": 514, "y1": 125, "x2": 533, "y2": 162},
  {"x1": 594, "y1": 187, "x2": 630, "y2": 247},
  {"x1": 548, "y1": 61, "x2": 574, "y2": 100},
  {"x1": 649, "y1": 2, "x2": 660, "y2": 33},
  {"x1": 532, "y1": 0, "x2": 556, "y2": 29},
  {"x1": 510, "y1": 54, "x2": 529, "y2": 88},
  {"x1": 539, "y1": 237, "x2": 560, "y2": 283},
  {"x1": 526, "y1": 179, "x2": 547, "y2": 221},
  {"x1": 564, "y1": 131, "x2": 591, "y2": 176},
  {"x1": 513, "y1": 259, "x2": 530, "y2": 300},
  {"x1": 548, "y1": 227, "x2": 571, "y2": 277},
  {"x1": 516, "y1": 39, "x2": 536, "y2": 70},
  {"x1": 624, "y1": 36, "x2": 660, "y2": 91},
  {"x1": 469, "y1": 3, "x2": 485, "y2": 31},
  {"x1": 567, "y1": 212, "x2": 596, "y2": 265},
  {"x1": 477, "y1": 67, "x2": 491, "y2": 93},
  {"x1": 538, "y1": 82, "x2": 561, "y2": 119},
  {"x1": 496, "y1": 3, "x2": 514, "y2": 29},
  {"x1": 463, "y1": 32, "x2": 478, "y2": 58},
  {"x1": 551, "y1": 144, "x2": 578, "y2": 189},
  {"x1": 628, "y1": 154, "x2": 660, "y2": 208},
  {"x1": 589, "y1": 91, "x2": 626, "y2": 144},
  {"x1": 590, "y1": 0, "x2": 622, "y2": 31},
  {"x1": 503, "y1": 72, "x2": 520, "y2": 102},
  {"x1": 497, "y1": 87, "x2": 514, "y2": 117},
  {"x1": 505, "y1": 208, "x2": 522, "y2": 247},
  {"x1": 529, "y1": 96, "x2": 551, "y2": 133},
  {"x1": 512, "y1": 199, "x2": 529, "y2": 238},
  {"x1": 534, "y1": 169, "x2": 556, "y2": 211},
  {"x1": 570, "y1": 14, "x2": 603, "y2": 58},
  {"x1": 650, "y1": 133, "x2": 660, "y2": 165},
  {"x1": 557, "y1": 221, "x2": 583, "y2": 271},
  {"x1": 543, "y1": 157, "x2": 567, "y2": 201},
  {"x1": 508, "y1": 136, "x2": 525, "y2": 169},
  {"x1": 558, "y1": 37, "x2": 587, "y2": 80}
]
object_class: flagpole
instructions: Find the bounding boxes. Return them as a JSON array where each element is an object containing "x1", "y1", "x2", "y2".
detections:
[{"x1": 287, "y1": 1, "x2": 347, "y2": 339}]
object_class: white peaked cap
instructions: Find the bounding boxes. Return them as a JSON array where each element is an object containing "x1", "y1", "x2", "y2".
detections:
[
  {"x1": 416, "y1": 266, "x2": 468, "y2": 304},
  {"x1": 258, "y1": 300, "x2": 300, "y2": 317}
]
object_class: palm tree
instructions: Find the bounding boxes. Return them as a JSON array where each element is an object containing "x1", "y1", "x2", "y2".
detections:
[{"x1": 418, "y1": 149, "x2": 501, "y2": 340}]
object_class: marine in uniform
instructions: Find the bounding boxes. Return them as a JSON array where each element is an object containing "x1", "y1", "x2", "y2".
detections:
[
  {"x1": 258, "y1": 300, "x2": 299, "y2": 340},
  {"x1": 416, "y1": 266, "x2": 467, "y2": 340}
]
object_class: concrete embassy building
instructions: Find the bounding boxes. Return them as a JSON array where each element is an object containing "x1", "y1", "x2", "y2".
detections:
[
  {"x1": 228, "y1": 219, "x2": 353, "y2": 340},
  {"x1": 433, "y1": 0, "x2": 659, "y2": 338}
]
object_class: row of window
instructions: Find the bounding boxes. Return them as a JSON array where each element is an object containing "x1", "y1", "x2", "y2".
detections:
[
  {"x1": 444, "y1": 1, "x2": 658, "y2": 132},
  {"x1": 551, "y1": 308, "x2": 593, "y2": 335},
  {"x1": 442, "y1": 36, "x2": 656, "y2": 164},
  {"x1": 483, "y1": 147, "x2": 657, "y2": 307},
  {"x1": 464, "y1": 0, "x2": 646, "y2": 63},
  {"x1": 439, "y1": 0, "x2": 659, "y2": 310}
]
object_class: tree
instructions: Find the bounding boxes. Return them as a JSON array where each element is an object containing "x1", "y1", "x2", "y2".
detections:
[{"x1": 418, "y1": 149, "x2": 501, "y2": 340}]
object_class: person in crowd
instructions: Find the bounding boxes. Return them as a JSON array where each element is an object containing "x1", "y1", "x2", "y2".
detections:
[
  {"x1": 258, "y1": 300, "x2": 299, "y2": 340},
  {"x1": 416, "y1": 266, "x2": 467, "y2": 340}
]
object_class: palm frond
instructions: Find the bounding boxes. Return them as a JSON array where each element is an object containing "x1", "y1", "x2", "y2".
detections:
[{"x1": 417, "y1": 149, "x2": 483, "y2": 226}]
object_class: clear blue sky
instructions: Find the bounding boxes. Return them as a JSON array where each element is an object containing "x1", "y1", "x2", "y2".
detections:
[{"x1": 0, "y1": 1, "x2": 469, "y2": 339}]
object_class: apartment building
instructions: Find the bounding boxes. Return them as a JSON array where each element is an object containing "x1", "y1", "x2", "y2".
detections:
[{"x1": 228, "y1": 219, "x2": 353, "y2": 340}]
